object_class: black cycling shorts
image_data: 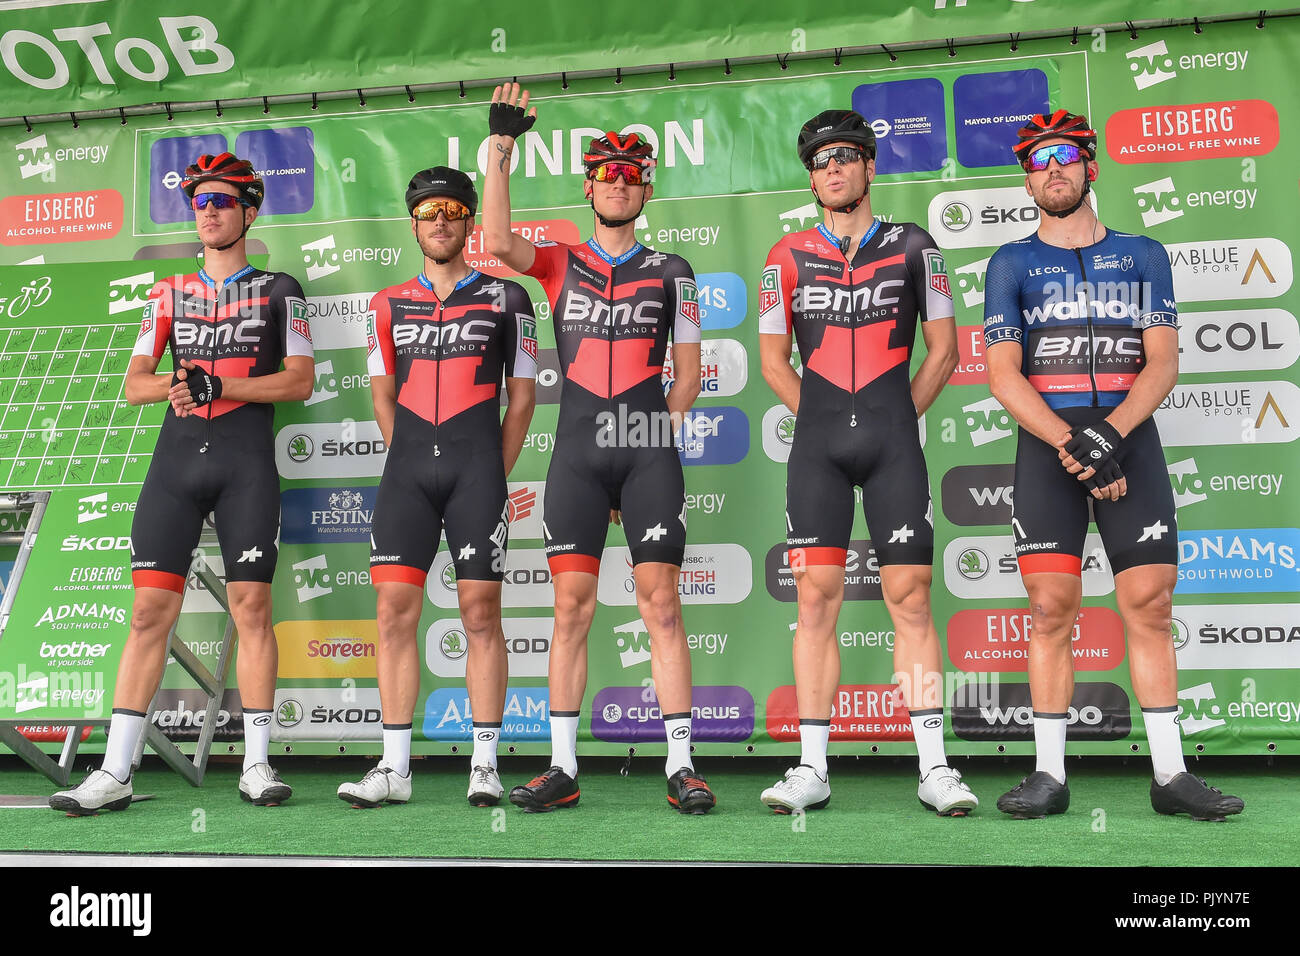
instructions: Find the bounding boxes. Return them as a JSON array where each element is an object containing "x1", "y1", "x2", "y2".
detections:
[
  {"x1": 785, "y1": 398, "x2": 933, "y2": 569},
  {"x1": 369, "y1": 440, "x2": 509, "y2": 587},
  {"x1": 130, "y1": 431, "x2": 279, "y2": 592},
  {"x1": 543, "y1": 437, "x2": 686, "y2": 575},
  {"x1": 1012, "y1": 406, "x2": 1178, "y2": 576}
]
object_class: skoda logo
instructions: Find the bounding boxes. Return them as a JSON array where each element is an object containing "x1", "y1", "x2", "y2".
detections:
[
  {"x1": 776, "y1": 415, "x2": 796, "y2": 445},
  {"x1": 440, "y1": 629, "x2": 467, "y2": 660},
  {"x1": 441, "y1": 564, "x2": 457, "y2": 590},
  {"x1": 277, "y1": 699, "x2": 303, "y2": 727},
  {"x1": 287, "y1": 434, "x2": 314, "y2": 462},
  {"x1": 1171, "y1": 617, "x2": 1188, "y2": 650},
  {"x1": 942, "y1": 202, "x2": 972, "y2": 232},
  {"x1": 603, "y1": 703, "x2": 623, "y2": 723},
  {"x1": 957, "y1": 547, "x2": 988, "y2": 580}
]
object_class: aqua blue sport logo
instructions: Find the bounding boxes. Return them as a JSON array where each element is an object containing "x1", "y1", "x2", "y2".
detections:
[
  {"x1": 1176, "y1": 528, "x2": 1300, "y2": 594},
  {"x1": 695, "y1": 273, "x2": 747, "y2": 330},
  {"x1": 421, "y1": 687, "x2": 550, "y2": 740},
  {"x1": 280, "y1": 487, "x2": 377, "y2": 544},
  {"x1": 677, "y1": 407, "x2": 749, "y2": 466}
]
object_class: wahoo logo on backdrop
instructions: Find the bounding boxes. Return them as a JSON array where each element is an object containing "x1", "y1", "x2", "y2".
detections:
[{"x1": 149, "y1": 128, "x2": 314, "y2": 223}]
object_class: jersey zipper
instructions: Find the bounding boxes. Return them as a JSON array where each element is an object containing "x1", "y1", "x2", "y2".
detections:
[
  {"x1": 821, "y1": 219, "x2": 881, "y2": 428},
  {"x1": 433, "y1": 295, "x2": 442, "y2": 457},
  {"x1": 1072, "y1": 248, "x2": 1100, "y2": 407},
  {"x1": 607, "y1": 263, "x2": 616, "y2": 440}
]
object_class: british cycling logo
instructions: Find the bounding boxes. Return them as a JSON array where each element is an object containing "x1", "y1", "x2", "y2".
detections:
[
  {"x1": 596, "y1": 544, "x2": 752, "y2": 606},
  {"x1": 1126, "y1": 39, "x2": 1249, "y2": 92}
]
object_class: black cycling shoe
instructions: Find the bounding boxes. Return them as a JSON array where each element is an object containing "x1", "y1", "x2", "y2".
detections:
[
  {"x1": 997, "y1": 771, "x2": 1070, "y2": 819},
  {"x1": 508, "y1": 766, "x2": 580, "y2": 812},
  {"x1": 666, "y1": 767, "x2": 716, "y2": 815},
  {"x1": 1150, "y1": 773, "x2": 1244, "y2": 822}
]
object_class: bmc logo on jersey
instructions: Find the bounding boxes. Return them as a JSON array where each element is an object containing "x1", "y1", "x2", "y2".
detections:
[{"x1": 952, "y1": 681, "x2": 1132, "y2": 740}]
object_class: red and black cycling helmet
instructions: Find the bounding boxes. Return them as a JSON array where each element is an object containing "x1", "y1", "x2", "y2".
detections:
[
  {"x1": 405, "y1": 166, "x2": 478, "y2": 216},
  {"x1": 180, "y1": 152, "x2": 264, "y2": 209},
  {"x1": 1013, "y1": 110, "x2": 1097, "y2": 167},
  {"x1": 797, "y1": 109, "x2": 877, "y2": 169},
  {"x1": 582, "y1": 131, "x2": 656, "y2": 180}
]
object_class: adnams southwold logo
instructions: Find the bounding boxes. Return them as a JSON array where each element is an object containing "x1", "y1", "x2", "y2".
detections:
[
  {"x1": 301, "y1": 235, "x2": 402, "y2": 282},
  {"x1": 1126, "y1": 39, "x2": 1249, "y2": 91},
  {"x1": 1176, "y1": 528, "x2": 1300, "y2": 595}
]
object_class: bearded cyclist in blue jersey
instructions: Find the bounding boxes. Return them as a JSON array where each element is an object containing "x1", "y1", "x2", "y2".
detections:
[{"x1": 983, "y1": 110, "x2": 1243, "y2": 821}]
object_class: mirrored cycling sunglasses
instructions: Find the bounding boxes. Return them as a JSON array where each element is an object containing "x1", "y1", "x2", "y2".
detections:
[
  {"x1": 191, "y1": 192, "x2": 251, "y2": 210},
  {"x1": 412, "y1": 198, "x2": 473, "y2": 222},
  {"x1": 589, "y1": 162, "x2": 650, "y2": 185},
  {"x1": 1024, "y1": 143, "x2": 1086, "y2": 172},
  {"x1": 809, "y1": 146, "x2": 865, "y2": 170}
]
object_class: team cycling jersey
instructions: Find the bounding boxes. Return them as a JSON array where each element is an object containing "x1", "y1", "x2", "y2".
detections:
[
  {"x1": 129, "y1": 266, "x2": 313, "y2": 591},
  {"x1": 759, "y1": 221, "x2": 952, "y2": 568},
  {"x1": 523, "y1": 238, "x2": 701, "y2": 572},
  {"x1": 981, "y1": 230, "x2": 1178, "y2": 408},
  {"x1": 365, "y1": 271, "x2": 538, "y2": 585}
]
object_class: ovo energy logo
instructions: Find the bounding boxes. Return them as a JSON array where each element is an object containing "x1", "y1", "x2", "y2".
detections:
[
  {"x1": 1127, "y1": 40, "x2": 1179, "y2": 90},
  {"x1": 1133, "y1": 177, "x2": 1182, "y2": 228},
  {"x1": 14, "y1": 134, "x2": 54, "y2": 179},
  {"x1": 302, "y1": 235, "x2": 340, "y2": 281}
]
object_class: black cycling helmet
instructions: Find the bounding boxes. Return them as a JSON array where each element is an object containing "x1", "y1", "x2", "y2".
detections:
[
  {"x1": 582, "y1": 131, "x2": 656, "y2": 178},
  {"x1": 1013, "y1": 109, "x2": 1097, "y2": 166},
  {"x1": 797, "y1": 109, "x2": 877, "y2": 169},
  {"x1": 405, "y1": 166, "x2": 478, "y2": 216},
  {"x1": 181, "y1": 152, "x2": 264, "y2": 209}
]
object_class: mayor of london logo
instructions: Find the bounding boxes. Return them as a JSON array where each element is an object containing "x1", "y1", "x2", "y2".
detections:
[
  {"x1": 287, "y1": 435, "x2": 314, "y2": 462},
  {"x1": 957, "y1": 547, "x2": 989, "y2": 580}
]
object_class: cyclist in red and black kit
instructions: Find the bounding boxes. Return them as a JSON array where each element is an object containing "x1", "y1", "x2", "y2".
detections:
[
  {"x1": 484, "y1": 84, "x2": 714, "y2": 813},
  {"x1": 51, "y1": 153, "x2": 314, "y2": 814},
  {"x1": 758, "y1": 110, "x2": 975, "y2": 816},
  {"x1": 985, "y1": 110, "x2": 1243, "y2": 821},
  {"x1": 337, "y1": 167, "x2": 537, "y2": 809}
]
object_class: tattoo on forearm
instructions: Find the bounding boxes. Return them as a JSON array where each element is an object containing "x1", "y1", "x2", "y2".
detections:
[{"x1": 496, "y1": 143, "x2": 512, "y2": 172}]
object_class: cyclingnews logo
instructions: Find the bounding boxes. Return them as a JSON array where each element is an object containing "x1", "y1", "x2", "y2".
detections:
[
  {"x1": 1172, "y1": 604, "x2": 1300, "y2": 671},
  {"x1": 1126, "y1": 39, "x2": 1250, "y2": 92},
  {"x1": 591, "y1": 685, "x2": 755, "y2": 742}
]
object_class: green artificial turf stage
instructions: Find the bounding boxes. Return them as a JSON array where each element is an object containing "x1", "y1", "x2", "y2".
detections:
[{"x1": 0, "y1": 756, "x2": 1293, "y2": 865}]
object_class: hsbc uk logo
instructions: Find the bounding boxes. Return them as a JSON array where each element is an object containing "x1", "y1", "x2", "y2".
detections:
[{"x1": 1134, "y1": 177, "x2": 1183, "y2": 228}]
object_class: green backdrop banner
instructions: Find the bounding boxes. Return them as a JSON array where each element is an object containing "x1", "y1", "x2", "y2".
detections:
[
  {"x1": 0, "y1": 20, "x2": 1296, "y2": 759},
  {"x1": 0, "y1": 1, "x2": 1272, "y2": 119}
]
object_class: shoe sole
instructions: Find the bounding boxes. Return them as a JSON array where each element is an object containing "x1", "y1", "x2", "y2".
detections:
[
  {"x1": 761, "y1": 795, "x2": 830, "y2": 815},
  {"x1": 1152, "y1": 803, "x2": 1243, "y2": 822},
  {"x1": 667, "y1": 794, "x2": 716, "y2": 815},
  {"x1": 468, "y1": 792, "x2": 503, "y2": 807},
  {"x1": 919, "y1": 797, "x2": 978, "y2": 817},
  {"x1": 996, "y1": 799, "x2": 1068, "y2": 819},
  {"x1": 508, "y1": 790, "x2": 580, "y2": 813},
  {"x1": 338, "y1": 791, "x2": 409, "y2": 809},
  {"x1": 241, "y1": 785, "x2": 292, "y2": 807},
  {"x1": 49, "y1": 794, "x2": 131, "y2": 816}
]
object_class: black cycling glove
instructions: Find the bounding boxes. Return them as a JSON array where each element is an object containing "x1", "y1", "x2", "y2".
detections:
[
  {"x1": 1064, "y1": 421, "x2": 1123, "y2": 471},
  {"x1": 1082, "y1": 456, "x2": 1124, "y2": 494},
  {"x1": 489, "y1": 101, "x2": 536, "y2": 139},
  {"x1": 172, "y1": 365, "x2": 222, "y2": 408}
]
